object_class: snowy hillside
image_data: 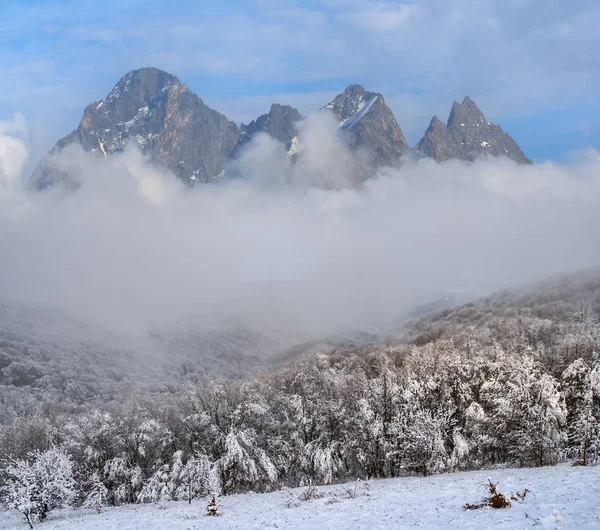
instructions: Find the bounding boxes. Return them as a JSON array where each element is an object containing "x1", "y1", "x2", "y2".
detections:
[{"x1": 2, "y1": 464, "x2": 599, "y2": 529}]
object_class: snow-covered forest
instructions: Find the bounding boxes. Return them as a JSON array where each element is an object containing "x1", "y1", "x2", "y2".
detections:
[{"x1": 1, "y1": 269, "x2": 600, "y2": 526}]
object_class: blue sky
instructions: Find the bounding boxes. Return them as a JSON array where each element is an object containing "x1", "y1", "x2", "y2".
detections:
[{"x1": 1, "y1": 0, "x2": 599, "y2": 167}]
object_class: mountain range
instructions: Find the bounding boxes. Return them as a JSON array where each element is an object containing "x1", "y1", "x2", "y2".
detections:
[{"x1": 31, "y1": 67, "x2": 530, "y2": 189}]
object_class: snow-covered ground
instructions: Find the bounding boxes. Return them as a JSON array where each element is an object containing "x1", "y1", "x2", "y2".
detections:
[{"x1": 2, "y1": 464, "x2": 599, "y2": 529}]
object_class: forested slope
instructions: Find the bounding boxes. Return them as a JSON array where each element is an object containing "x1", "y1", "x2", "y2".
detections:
[{"x1": 1, "y1": 268, "x2": 599, "y2": 522}]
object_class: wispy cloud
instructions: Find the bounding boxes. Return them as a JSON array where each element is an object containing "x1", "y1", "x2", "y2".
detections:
[
  {"x1": 67, "y1": 26, "x2": 122, "y2": 42},
  {"x1": 338, "y1": 2, "x2": 420, "y2": 32}
]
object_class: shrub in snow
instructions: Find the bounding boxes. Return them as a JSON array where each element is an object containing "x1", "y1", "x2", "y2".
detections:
[
  {"x1": 298, "y1": 482, "x2": 323, "y2": 502},
  {"x1": 464, "y1": 480, "x2": 529, "y2": 510},
  {"x1": 340, "y1": 478, "x2": 369, "y2": 499},
  {"x1": 284, "y1": 489, "x2": 301, "y2": 509},
  {"x1": 206, "y1": 495, "x2": 220, "y2": 516},
  {"x1": 1, "y1": 447, "x2": 76, "y2": 528},
  {"x1": 342, "y1": 479, "x2": 360, "y2": 499}
]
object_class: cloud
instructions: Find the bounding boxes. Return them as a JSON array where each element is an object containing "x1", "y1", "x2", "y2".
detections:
[
  {"x1": 2, "y1": 113, "x2": 600, "y2": 338},
  {"x1": 67, "y1": 26, "x2": 122, "y2": 42},
  {"x1": 0, "y1": 113, "x2": 28, "y2": 190},
  {"x1": 339, "y1": 2, "x2": 420, "y2": 32},
  {"x1": 291, "y1": 111, "x2": 369, "y2": 189},
  {"x1": 0, "y1": 137, "x2": 27, "y2": 188},
  {"x1": 0, "y1": 112, "x2": 28, "y2": 138},
  {"x1": 112, "y1": 147, "x2": 183, "y2": 205}
]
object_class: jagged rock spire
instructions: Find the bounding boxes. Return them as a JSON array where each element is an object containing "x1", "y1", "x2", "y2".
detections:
[
  {"x1": 323, "y1": 85, "x2": 409, "y2": 169},
  {"x1": 416, "y1": 96, "x2": 531, "y2": 164}
]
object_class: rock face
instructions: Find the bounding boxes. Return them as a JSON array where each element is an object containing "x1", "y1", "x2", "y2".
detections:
[
  {"x1": 416, "y1": 96, "x2": 531, "y2": 164},
  {"x1": 236, "y1": 103, "x2": 301, "y2": 153},
  {"x1": 323, "y1": 84, "x2": 409, "y2": 167},
  {"x1": 31, "y1": 67, "x2": 240, "y2": 188}
]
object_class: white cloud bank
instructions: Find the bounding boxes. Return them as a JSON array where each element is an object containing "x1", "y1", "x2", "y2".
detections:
[
  {"x1": 1, "y1": 113, "x2": 599, "y2": 338},
  {"x1": 0, "y1": 113, "x2": 28, "y2": 190}
]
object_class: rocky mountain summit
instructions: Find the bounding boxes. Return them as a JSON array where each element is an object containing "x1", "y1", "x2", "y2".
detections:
[
  {"x1": 416, "y1": 96, "x2": 531, "y2": 164},
  {"x1": 323, "y1": 84, "x2": 409, "y2": 166},
  {"x1": 236, "y1": 103, "x2": 301, "y2": 153},
  {"x1": 30, "y1": 68, "x2": 531, "y2": 189},
  {"x1": 32, "y1": 68, "x2": 240, "y2": 188}
]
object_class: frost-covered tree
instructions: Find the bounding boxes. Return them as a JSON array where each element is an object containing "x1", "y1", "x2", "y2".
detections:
[
  {"x1": 218, "y1": 427, "x2": 277, "y2": 493},
  {"x1": 393, "y1": 406, "x2": 451, "y2": 476},
  {"x1": 345, "y1": 354, "x2": 400, "y2": 478},
  {"x1": 483, "y1": 356, "x2": 566, "y2": 467},
  {"x1": 102, "y1": 456, "x2": 143, "y2": 505},
  {"x1": 137, "y1": 450, "x2": 217, "y2": 503},
  {"x1": 136, "y1": 462, "x2": 171, "y2": 503},
  {"x1": 450, "y1": 428, "x2": 470, "y2": 470},
  {"x1": 562, "y1": 359, "x2": 598, "y2": 464},
  {"x1": 0, "y1": 416, "x2": 51, "y2": 462},
  {"x1": 82, "y1": 473, "x2": 109, "y2": 512},
  {"x1": 300, "y1": 440, "x2": 343, "y2": 485},
  {"x1": 2, "y1": 447, "x2": 75, "y2": 528},
  {"x1": 175, "y1": 452, "x2": 219, "y2": 503},
  {"x1": 525, "y1": 373, "x2": 567, "y2": 466}
]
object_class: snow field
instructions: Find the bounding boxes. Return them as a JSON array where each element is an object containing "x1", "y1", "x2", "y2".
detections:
[{"x1": 2, "y1": 463, "x2": 599, "y2": 530}]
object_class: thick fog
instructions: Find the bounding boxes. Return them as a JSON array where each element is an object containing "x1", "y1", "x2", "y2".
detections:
[{"x1": 1, "y1": 112, "x2": 599, "y2": 337}]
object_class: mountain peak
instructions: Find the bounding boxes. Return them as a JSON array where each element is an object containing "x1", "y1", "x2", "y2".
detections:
[
  {"x1": 236, "y1": 103, "x2": 301, "y2": 153},
  {"x1": 324, "y1": 84, "x2": 375, "y2": 123},
  {"x1": 450, "y1": 95, "x2": 477, "y2": 109},
  {"x1": 31, "y1": 67, "x2": 238, "y2": 188},
  {"x1": 114, "y1": 67, "x2": 178, "y2": 85},
  {"x1": 91, "y1": 67, "x2": 182, "y2": 127},
  {"x1": 269, "y1": 103, "x2": 300, "y2": 116},
  {"x1": 108, "y1": 67, "x2": 180, "y2": 97},
  {"x1": 448, "y1": 96, "x2": 486, "y2": 128},
  {"x1": 427, "y1": 115, "x2": 446, "y2": 131},
  {"x1": 123, "y1": 66, "x2": 173, "y2": 77},
  {"x1": 322, "y1": 85, "x2": 408, "y2": 171},
  {"x1": 417, "y1": 97, "x2": 531, "y2": 164},
  {"x1": 344, "y1": 84, "x2": 367, "y2": 95}
]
